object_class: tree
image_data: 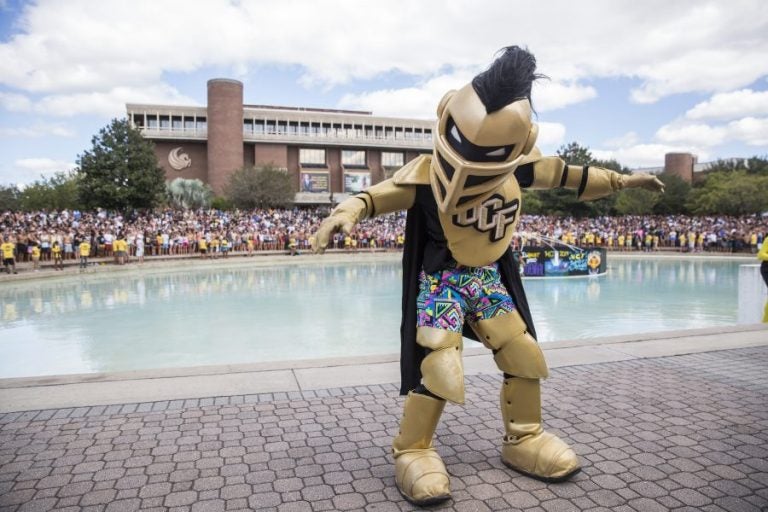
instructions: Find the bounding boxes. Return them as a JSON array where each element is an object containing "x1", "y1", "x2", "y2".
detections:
[
  {"x1": 225, "y1": 165, "x2": 294, "y2": 209},
  {"x1": 704, "y1": 156, "x2": 768, "y2": 176},
  {"x1": 0, "y1": 185, "x2": 21, "y2": 211},
  {"x1": 166, "y1": 178, "x2": 213, "y2": 209},
  {"x1": 19, "y1": 172, "x2": 81, "y2": 211},
  {"x1": 653, "y1": 173, "x2": 691, "y2": 214},
  {"x1": 77, "y1": 118, "x2": 166, "y2": 211},
  {"x1": 686, "y1": 170, "x2": 768, "y2": 215},
  {"x1": 614, "y1": 188, "x2": 659, "y2": 215}
]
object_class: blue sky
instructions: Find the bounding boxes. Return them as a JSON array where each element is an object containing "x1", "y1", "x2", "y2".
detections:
[{"x1": 1, "y1": 0, "x2": 767, "y2": 186}]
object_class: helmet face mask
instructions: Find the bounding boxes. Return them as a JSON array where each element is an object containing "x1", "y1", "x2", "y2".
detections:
[{"x1": 431, "y1": 84, "x2": 537, "y2": 214}]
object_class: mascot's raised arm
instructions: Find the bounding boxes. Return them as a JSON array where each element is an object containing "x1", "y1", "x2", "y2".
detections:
[{"x1": 312, "y1": 45, "x2": 663, "y2": 506}]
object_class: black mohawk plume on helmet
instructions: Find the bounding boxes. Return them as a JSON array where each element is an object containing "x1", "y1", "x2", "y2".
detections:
[{"x1": 471, "y1": 46, "x2": 543, "y2": 114}]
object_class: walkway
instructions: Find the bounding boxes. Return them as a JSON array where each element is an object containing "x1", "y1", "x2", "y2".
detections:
[{"x1": 1, "y1": 326, "x2": 767, "y2": 511}]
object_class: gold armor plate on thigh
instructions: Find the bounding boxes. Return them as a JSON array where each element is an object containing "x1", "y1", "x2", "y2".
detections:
[
  {"x1": 471, "y1": 310, "x2": 548, "y2": 379},
  {"x1": 417, "y1": 327, "x2": 465, "y2": 404}
]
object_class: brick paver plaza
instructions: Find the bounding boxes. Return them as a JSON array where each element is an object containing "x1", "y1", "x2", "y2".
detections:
[{"x1": 1, "y1": 347, "x2": 767, "y2": 511}]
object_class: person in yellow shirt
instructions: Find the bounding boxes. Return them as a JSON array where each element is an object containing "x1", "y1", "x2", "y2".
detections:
[
  {"x1": 1, "y1": 237, "x2": 17, "y2": 274},
  {"x1": 52, "y1": 241, "x2": 63, "y2": 270},
  {"x1": 210, "y1": 236, "x2": 219, "y2": 259},
  {"x1": 114, "y1": 237, "x2": 127, "y2": 265},
  {"x1": 198, "y1": 234, "x2": 208, "y2": 259},
  {"x1": 79, "y1": 240, "x2": 91, "y2": 271},
  {"x1": 31, "y1": 243, "x2": 41, "y2": 271},
  {"x1": 758, "y1": 237, "x2": 768, "y2": 322}
]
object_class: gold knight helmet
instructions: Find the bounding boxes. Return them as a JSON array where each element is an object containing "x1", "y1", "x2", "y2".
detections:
[{"x1": 431, "y1": 46, "x2": 541, "y2": 214}]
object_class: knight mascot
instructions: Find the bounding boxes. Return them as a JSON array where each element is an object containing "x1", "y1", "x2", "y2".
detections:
[{"x1": 312, "y1": 46, "x2": 664, "y2": 506}]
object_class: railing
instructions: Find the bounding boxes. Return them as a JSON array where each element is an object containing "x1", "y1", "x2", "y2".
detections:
[
  {"x1": 243, "y1": 130, "x2": 432, "y2": 149},
  {"x1": 139, "y1": 127, "x2": 208, "y2": 139},
  {"x1": 138, "y1": 126, "x2": 433, "y2": 149}
]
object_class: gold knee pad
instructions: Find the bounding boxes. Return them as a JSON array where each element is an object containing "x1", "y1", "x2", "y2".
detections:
[
  {"x1": 471, "y1": 310, "x2": 548, "y2": 379},
  {"x1": 417, "y1": 327, "x2": 465, "y2": 404},
  {"x1": 392, "y1": 392, "x2": 451, "y2": 505}
]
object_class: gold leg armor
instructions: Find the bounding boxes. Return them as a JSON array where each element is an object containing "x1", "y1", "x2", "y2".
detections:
[
  {"x1": 392, "y1": 392, "x2": 451, "y2": 505},
  {"x1": 500, "y1": 376, "x2": 580, "y2": 482},
  {"x1": 417, "y1": 327, "x2": 465, "y2": 404},
  {"x1": 472, "y1": 311, "x2": 580, "y2": 482}
]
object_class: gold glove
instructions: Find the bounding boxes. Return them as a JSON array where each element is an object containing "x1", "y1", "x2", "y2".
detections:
[
  {"x1": 620, "y1": 173, "x2": 665, "y2": 194},
  {"x1": 311, "y1": 197, "x2": 368, "y2": 254}
]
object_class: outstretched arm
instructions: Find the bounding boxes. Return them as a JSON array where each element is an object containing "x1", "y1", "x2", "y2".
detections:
[
  {"x1": 514, "y1": 154, "x2": 665, "y2": 200},
  {"x1": 311, "y1": 179, "x2": 416, "y2": 253}
]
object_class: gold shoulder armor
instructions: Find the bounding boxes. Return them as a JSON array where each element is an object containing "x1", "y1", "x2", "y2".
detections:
[
  {"x1": 518, "y1": 147, "x2": 543, "y2": 166},
  {"x1": 393, "y1": 155, "x2": 432, "y2": 186}
]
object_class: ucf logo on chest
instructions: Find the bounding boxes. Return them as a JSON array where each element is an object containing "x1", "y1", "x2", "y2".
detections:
[{"x1": 452, "y1": 194, "x2": 520, "y2": 242}]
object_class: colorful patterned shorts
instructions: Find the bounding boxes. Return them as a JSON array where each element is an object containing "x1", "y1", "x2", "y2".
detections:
[{"x1": 416, "y1": 262, "x2": 516, "y2": 332}]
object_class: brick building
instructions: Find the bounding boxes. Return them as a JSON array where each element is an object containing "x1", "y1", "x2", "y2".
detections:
[{"x1": 126, "y1": 78, "x2": 433, "y2": 204}]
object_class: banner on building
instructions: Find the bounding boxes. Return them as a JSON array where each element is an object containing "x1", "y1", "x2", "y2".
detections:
[
  {"x1": 300, "y1": 171, "x2": 329, "y2": 193},
  {"x1": 344, "y1": 172, "x2": 371, "y2": 193},
  {"x1": 516, "y1": 247, "x2": 607, "y2": 277}
]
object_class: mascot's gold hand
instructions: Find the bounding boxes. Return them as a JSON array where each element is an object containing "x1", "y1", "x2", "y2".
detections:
[
  {"x1": 622, "y1": 174, "x2": 665, "y2": 194},
  {"x1": 311, "y1": 199, "x2": 368, "y2": 254},
  {"x1": 311, "y1": 216, "x2": 351, "y2": 254}
]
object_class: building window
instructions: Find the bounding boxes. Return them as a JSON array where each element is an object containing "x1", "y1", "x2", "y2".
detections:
[
  {"x1": 196, "y1": 119, "x2": 207, "y2": 131},
  {"x1": 184, "y1": 118, "x2": 194, "y2": 130},
  {"x1": 382, "y1": 152, "x2": 404, "y2": 168},
  {"x1": 300, "y1": 148, "x2": 326, "y2": 167},
  {"x1": 147, "y1": 115, "x2": 158, "y2": 129},
  {"x1": 172, "y1": 116, "x2": 182, "y2": 129},
  {"x1": 342, "y1": 150, "x2": 366, "y2": 168},
  {"x1": 159, "y1": 116, "x2": 170, "y2": 129}
]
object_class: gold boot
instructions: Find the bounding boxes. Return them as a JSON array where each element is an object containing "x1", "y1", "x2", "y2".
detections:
[
  {"x1": 500, "y1": 376, "x2": 580, "y2": 482},
  {"x1": 392, "y1": 392, "x2": 451, "y2": 505}
]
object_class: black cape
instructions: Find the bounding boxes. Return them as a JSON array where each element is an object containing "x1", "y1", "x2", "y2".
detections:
[{"x1": 398, "y1": 187, "x2": 538, "y2": 395}]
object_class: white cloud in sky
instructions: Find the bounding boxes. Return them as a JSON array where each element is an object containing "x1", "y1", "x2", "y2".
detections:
[
  {"x1": 1, "y1": 0, "x2": 766, "y2": 106},
  {"x1": 0, "y1": 91, "x2": 32, "y2": 112},
  {"x1": 532, "y1": 81, "x2": 597, "y2": 112},
  {"x1": 0, "y1": 0, "x2": 766, "y2": 177},
  {"x1": 603, "y1": 132, "x2": 640, "y2": 149},
  {"x1": 592, "y1": 144, "x2": 712, "y2": 169},
  {"x1": 729, "y1": 117, "x2": 768, "y2": 146},
  {"x1": 0, "y1": 123, "x2": 75, "y2": 137},
  {"x1": 656, "y1": 122, "x2": 728, "y2": 147},
  {"x1": 685, "y1": 89, "x2": 768, "y2": 121},
  {"x1": 13, "y1": 157, "x2": 77, "y2": 177},
  {"x1": 535, "y1": 122, "x2": 567, "y2": 148}
]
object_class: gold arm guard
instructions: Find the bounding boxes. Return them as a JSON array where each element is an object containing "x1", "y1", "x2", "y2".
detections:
[
  {"x1": 358, "y1": 178, "x2": 416, "y2": 218},
  {"x1": 471, "y1": 310, "x2": 548, "y2": 379},
  {"x1": 522, "y1": 156, "x2": 626, "y2": 202},
  {"x1": 573, "y1": 165, "x2": 625, "y2": 201}
]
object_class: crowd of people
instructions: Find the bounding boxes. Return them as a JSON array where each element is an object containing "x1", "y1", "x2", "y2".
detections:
[{"x1": 1, "y1": 208, "x2": 766, "y2": 273}]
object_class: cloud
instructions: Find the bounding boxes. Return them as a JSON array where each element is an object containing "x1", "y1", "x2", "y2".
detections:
[
  {"x1": 655, "y1": 122, "x2": 728, "y2": 146},
  {"x1": 728, "y1": 117, "x2": 768, "y2": 146},
  {"x1": 532, "y1": 81, "x2": 597, "y2": 112},
  {"x1": 603, "y1": 132, "x2": 640, "y2": 148},
  {"x1": 536, "y1": 122, "x2": 567, "y2": 148},
  {"x1": 338, "y1": 70, "x2": 474, "y2": 119},
  {"x1": 0, "y1": 91, "x2": 32, "y2": 112},
  {"x1": 13, "y1": 157, "x2": 77, "y2": 178},
  {"x1": 592, "y1": 144, "x2": 711, "y2": 169},
  {"x1": 685, "y1": 89, "x2": 768, "y2": 121},
  {"x1": 0, "y1": 123, "x2": 76, "y2": 138},
  {"x1": 0, "y1": 0, "x2": 766, "y2": 106}
]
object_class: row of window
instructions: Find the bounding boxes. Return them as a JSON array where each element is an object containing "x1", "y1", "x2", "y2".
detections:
[
  {"x1": 300, "y1": 149, "x2": 404, "y2": 168},
  {"x1": 131, "y1": 114, "x2": 207, "y2": 131},
  {"x1": 244, "y1": 120, "x2": 431, "y2": 141}
]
